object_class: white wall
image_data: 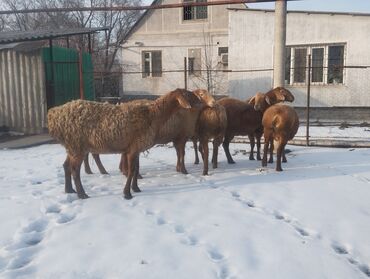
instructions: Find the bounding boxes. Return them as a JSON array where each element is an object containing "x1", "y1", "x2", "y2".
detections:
[
  {"x1": 228, "y1": 9, "x2": 370, "y2": 107},
  {"x1": 121, "y1": 0, "x2": 244, "y2": 96}
]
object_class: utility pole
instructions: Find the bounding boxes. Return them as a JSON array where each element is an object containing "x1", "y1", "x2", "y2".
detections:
[{"x1": 273, "y1": 0, "x2": 287, "y2": 88}]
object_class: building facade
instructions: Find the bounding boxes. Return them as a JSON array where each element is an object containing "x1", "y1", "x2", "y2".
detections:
[
  {"x1": 121, "y1": 0, "x2": 244, "y2": 96},
  {"x1": 228, "y1": 8, "x2": 370, "y2": 108}
]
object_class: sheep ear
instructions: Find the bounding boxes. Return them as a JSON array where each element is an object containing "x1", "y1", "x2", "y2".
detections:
[
  {"x1": 177, "y1": 96, "x2": 191, "y2": 109},
  {"x1": 248, "y1": 96, "x2": 255, "y2": 105},
  {"x1": 275, "y1": 89, "x2": 287, "y2": 102},
  {"x1": 265, "y1": 95, "x2": 272, "y2": 105}
]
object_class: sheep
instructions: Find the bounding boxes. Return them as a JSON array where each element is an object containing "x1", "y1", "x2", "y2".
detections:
[
  {"x1": 249, "y1": 89, "x2": 298, "y2": 171},
  {"x1": 215, "y1": 87, "x2": 294, "y2": 165},
  {"x1": 107, "y1": 89, "x2": 215, "y2": 177},
  {"x1": 47, "y1": 89, "x2": 192, "y2": 200},
  {"x1": 192, "y1": 103, "x2": 227, "y2": 175}
]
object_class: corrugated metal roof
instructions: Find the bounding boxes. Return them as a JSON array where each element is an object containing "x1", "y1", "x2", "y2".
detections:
[{"x1": 0, "y1": 27, "x2": 109, "y2": 44}]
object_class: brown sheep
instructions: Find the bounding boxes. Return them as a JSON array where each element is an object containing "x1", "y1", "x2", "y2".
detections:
[
  {"x1": 250, "y1": 92, "x2": 299, "y2": 171},
  {"x1": 118, "y1": 89, "x2": 216, "y2": 176},
  {"x1": 47, "y1": 89, "x2": 192, "y2": 200},
  {"x1": 217, "y1": 87, "x2": 294, "y2": 165},
  {"x1": 192, "y1": 103, "x2": 227, "y2": 175}
]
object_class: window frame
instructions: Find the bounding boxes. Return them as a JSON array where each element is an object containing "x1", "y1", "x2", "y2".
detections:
[
  {"x1": 141, "y1": 50, "x2": 162, "y2": 78},
  {"x1": 286, "y1": 43, "x2": 345, "y2": 86},
  {"x1": 188, "y1": 48, "x2": 202, "y2": 76}
]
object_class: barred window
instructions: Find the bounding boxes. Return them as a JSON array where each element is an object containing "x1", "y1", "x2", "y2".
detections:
[
  {"x1": 183, "y1": 0, "x2": 207, "y2": 21},
  {"x1": 142, "y1": 51, "x2": 162, "y2": 78}
]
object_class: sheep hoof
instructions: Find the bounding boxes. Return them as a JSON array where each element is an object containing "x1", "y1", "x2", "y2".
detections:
[
  {"x1": 282, "y1": 159, "x2": 287, "y2": 163},
  {"x1": 78, "y1": 193, "x2": 90, "y2": 199},
  {"x1": 194, "y1": 160, "x2": 199, "y2": 165},
  {"x1": 181, "y1": 169, "x2": 188, "y2": 175},
  {"x1": 138, "y1": 174, "x2": 143, "y2": 179},
  {"x1": 65, "y1": 189, "x2": 77, "y2": 194},
  {"x1": 101, "y1": 171, "x2": 109, "y2": 175},
  {"x1": 85, "y1": 170, "x2": 93, "y2": 174},
  {"x1": 202, "y1": 171, "x2": 209, "y2": 176},
  {"x1": 124, "y1": 193, "x2": 133, "y2": 200},
  {"x1": 249, "y1": 156, "x2": 255, "y2": 161},
  {"x1": 132, "y1": 186, "x2": 141, "y2": 193},
  {"x1": 262, "y1": 162, "x2": 267, "y2": 167},
  {"x1": 276, "y1": 168, "x2": 283, "y2": 172},
  {"x1": 268, "y1": 159, "x2": 273, "y2": 164},
  {"x1": 228, "y1": 160, "x2": 236, "y2": 164}
]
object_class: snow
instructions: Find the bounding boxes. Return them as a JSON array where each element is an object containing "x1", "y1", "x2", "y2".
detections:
[{"x1": 1, "y1": 141, "x2": 370, "y2": 279}]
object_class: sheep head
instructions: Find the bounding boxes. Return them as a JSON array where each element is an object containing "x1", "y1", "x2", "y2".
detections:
[
  {"x1": 192, "y1": 89, "x2": 216, "y2": 108},
  {"x1": 171, "y1": 90, "x2": 192, "y2": 109},
  {"x1": 270, "y1": 87, "x2": 295, "y2": 103},
  {"x1": 248, "y1": 92, "x2": 267, "y2": 112}
]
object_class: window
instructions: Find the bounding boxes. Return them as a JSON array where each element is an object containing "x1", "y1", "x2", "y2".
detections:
[
  {"x1": 142, "y1": 51, "x2": 162, "y2": 78},
  {"x1": 312, "y1": 48, "x2": 324, "y2": 82},
  {"x1": 218, "y1": 47, "x2": 228, "y2": 66},
  {"x1": 183, "y1": 0, "x2": 207, "y2": 21},
  {"x1": 328, "y1": 45, "x2": 344, "y2": 84},
  {"x1": 188, "y1": 48, "x2": 201, "y2": 76},
  {"x1": 285, "y1": 44, "x2": 345, "y2": 85},
  {"x1": 293, "y1": 48, "x2": 307, "y2": 83}
]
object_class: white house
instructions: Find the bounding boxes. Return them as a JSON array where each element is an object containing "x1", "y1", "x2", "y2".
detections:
[
  {"x1": 121, "y1": 0, "x2": 244, "y2": 96},
  {"x1": 228, "y1": 8, "x2": 370, "y2": 109}
]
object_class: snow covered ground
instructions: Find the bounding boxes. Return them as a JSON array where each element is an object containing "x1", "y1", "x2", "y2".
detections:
[{"x1": 0, "y1": 142, "x2": 370, "y2": 279}]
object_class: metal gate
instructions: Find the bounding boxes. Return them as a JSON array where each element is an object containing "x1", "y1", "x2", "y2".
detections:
[{"x1": 42, "y1": 46, "x2": 94, "y2": 108}]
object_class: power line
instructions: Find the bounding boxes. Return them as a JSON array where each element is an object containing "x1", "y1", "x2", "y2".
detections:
[{"x1": 0, "y1": 0, "x2": 299, "y2": 15}]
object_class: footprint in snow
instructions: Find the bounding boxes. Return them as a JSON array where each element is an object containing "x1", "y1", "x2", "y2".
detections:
[
  {"x1": 207, "y1": 248, "x2": 225, "y2": 262},
  {"x1": 56, "y1": 212, "x2": 76, "y2": 224},
  {"x1": 156, "y1": 217, "x2": 166, "y2": 225},
  {"x1": 180, "y1": 235, "x2": 198, "y2": 246},
  {"x1": 44, "y1": 203, "x2": 61, "y2": 214},
  {"x1": 332, "y1": 242, "x2": 370, "y2": 277},
  {"x1": 173, "y1": 225, "x2": 185, "y2": 234}
]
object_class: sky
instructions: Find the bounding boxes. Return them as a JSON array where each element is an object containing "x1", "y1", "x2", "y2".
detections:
[{"x1": 247, "y1": 0, "x2": 370, "y2": 13}]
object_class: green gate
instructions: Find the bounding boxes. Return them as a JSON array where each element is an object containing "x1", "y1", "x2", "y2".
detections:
[{"x1": 42, "y1": 47, "x2": 95, "y2": 108}]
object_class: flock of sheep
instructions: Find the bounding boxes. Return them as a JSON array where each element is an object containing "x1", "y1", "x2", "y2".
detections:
[{"x1": 47, "y1": 87, "x2": 299, "y2": 200}]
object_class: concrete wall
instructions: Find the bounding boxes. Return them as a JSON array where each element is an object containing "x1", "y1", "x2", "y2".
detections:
[
  {"x1": 121, "y1": 0, "x2": 244, "y2": 96},
  {"x1": 228, "y1": 9, "x2": 370, "y2": 107},
  {"x1": 0, "y1": 49, "x2": 47, "y2": 134}
]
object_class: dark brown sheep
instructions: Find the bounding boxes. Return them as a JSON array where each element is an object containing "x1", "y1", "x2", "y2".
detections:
[
  {"x1": 119, "y1": 89, "x2": 216, "y2": 176},
  {"x1": 48, "y1": 89, "x2": 192, "y2": 200},
  {"x1": 217, "y1": 87, "x2": 294, "y2": 165}
]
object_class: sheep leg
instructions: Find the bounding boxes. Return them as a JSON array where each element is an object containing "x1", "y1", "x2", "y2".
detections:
[
  {"x1": 276, "y1": 142, "x2": 286, "y2": 172},
  {"x1": 222, "y1": 137, "x2": 235, "y2": 164},
  {"x1": 121, "y1": 153, "x2": 142, "y2": 179},
  {"x1": 282, "y1": 148, "x2": 288, "y2": 163},
  {"x1": 123, "y1": 153, "x2": 136, "y2": 200},
  {"x1": 262, "y1": 133, "x2": 270, "y2": 167},
  {"x1": 70, "y1": 154, "x2": 89, "y2": 199},
  {"x1": 131, "y1": 155, "x2": 141, "y2": 193},
  {"x1": 92, "y1": 154, "x2": 108, "y2": 175},
  {"x1": 212, "y1": 137, "x2": 222, "y2": 169},
  {"x1": 83, "y1": 153, "x2": 93, "y2": 174},
  {"x1": 268, "y1": 138, "x2": 274, "y2": 164},
  {"x1": 119, "y1": 153, "x2": 128, "y2": 175},
  {"x1": 63, "y1": 155, "x2": 76, "y2": 194},
  {"x1": 193, "y1": 140, "x2": 200, "y2": 165},
  {"x1": 248, "y1": 135, "x2": 255, "y2": 160},
  {"x1": 200, "y1": 139, "x2": 209, "y2": 175},
  {"x1": 175, "y1": 141, "x2": 188, "y2": 174}
]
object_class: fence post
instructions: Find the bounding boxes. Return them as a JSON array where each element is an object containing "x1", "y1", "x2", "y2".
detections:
[
  {"x1": 78, "y1": 47, "x2": 84, "y2": 100},
  {"x1": 184, "y1": 57, "x2": 187, "y2": 90},
  {"x1": 306, "y1": 54, "x2": 311, "y2": 146}
]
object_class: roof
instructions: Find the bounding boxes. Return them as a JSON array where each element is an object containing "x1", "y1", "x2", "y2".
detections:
[
  {"x1": 123, "y1": 0, "x2": 248, "y2": 41},
  {"x1": 0, "y1": 27, "x2": 109, "y2": 44},
  {"x1": 0, "y1": 41, "x2": 47, "y2": 52},
  {"x1": 227, "y1": 8, "x2": 370, "y2": 17}
]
